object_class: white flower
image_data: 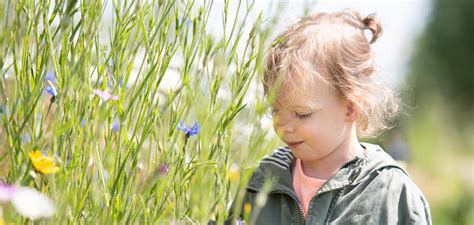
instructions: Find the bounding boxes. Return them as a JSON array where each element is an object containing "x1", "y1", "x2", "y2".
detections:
[{"x1": 10, "y1": 187, "x2": 56, "y2": 220}]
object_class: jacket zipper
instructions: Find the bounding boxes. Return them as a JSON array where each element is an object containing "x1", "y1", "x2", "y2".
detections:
[
  {"x1": 247, "y1": 154, "x2": 364, "y2": 224},
  {"x1": 272, "y1": 190, "x2": 306, "y2": 225},
  {"x1": 323, "y1": 160, "x2": 363, "y2": 224}
]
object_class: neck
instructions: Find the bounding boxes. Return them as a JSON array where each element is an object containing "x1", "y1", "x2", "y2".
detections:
[{"x1": 301, "y1": 126, "x2": 364, "y2": 180}]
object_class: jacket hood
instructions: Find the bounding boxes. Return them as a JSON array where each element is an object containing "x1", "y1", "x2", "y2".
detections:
[
  {"x1": 354, "y1": 143, "x2": 408, "y2": 183},
  {"x1": 247, "y1": 143, "x2": 406, "y2": 193}
]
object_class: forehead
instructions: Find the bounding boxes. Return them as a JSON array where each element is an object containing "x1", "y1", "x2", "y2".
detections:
[{"x1": 272, "y1": 78, "x2": 332, "y2": 110}]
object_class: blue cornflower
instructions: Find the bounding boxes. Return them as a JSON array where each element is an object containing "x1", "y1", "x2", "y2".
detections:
[
  {"x1": 177, "y1": 120, "x2": 200, "y2": 137},
  {"x1": 46, "y1": 86, "x2": 58, "y2": 97},
  {"x1": 81, "y1": 119, "x2": 87, "y2": 128},
  {"x1": 45, "y1": 71, "x2": 56, "y2": 82},
  {"x1": 46, "y1": 80, "x2": 58, "y2": 98},
  {"x1": 112, "y1": 119, "x2": 120, "y2": 132}
]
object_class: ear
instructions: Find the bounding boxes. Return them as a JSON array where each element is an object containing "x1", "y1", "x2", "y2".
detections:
[{"x1": 345, "y1": 102, "x2": 359, "y2": 122}]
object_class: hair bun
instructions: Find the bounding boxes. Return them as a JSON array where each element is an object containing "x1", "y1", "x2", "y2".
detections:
[{"x1": 362, "y1": 14, "x2": 382, "y2": 44}]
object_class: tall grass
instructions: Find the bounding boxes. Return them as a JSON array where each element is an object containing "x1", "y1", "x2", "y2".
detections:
[{"x1": 0, "y1": 0, "x2": 281, "y2": 224}]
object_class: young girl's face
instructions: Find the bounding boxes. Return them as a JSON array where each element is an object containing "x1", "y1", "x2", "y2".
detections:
[{"x1": 271, "y1": 80, "x2": 353, "y2": 162}]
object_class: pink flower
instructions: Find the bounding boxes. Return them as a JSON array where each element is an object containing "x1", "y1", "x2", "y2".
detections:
[
  {"x1": 93, "y1": 89, "x2": 119, "y2": 101},
  {"x1": 0, "y1": 183, "x2": 15, "y2": 202}
]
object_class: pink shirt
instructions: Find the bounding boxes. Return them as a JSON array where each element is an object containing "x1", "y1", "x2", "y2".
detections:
[{"x1": 292, "y1": 158, "x2": 327, "y2": 218}]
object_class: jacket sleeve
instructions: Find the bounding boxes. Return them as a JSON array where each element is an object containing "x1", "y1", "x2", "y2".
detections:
[{"x1": 378, "y1": 168, "x2": 432, "y2": 225}]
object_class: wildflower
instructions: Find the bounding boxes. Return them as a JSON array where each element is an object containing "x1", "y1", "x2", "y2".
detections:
[
  {"x1": 45, "y1": 84, "x2": 58, "y2": 98},
  {"x1": 236, "y1": 218, "x2": 245, "y2": 225},
  {"x1": 244, "y1": 203, "x2": 252, "y2": 215},
  {"x1": 177, "y1": 120, "x2": 200, "y2": 137},
  {"x1": 228, "y1": 163, "x2": 240, "y2": 182},
  {"x1": 45, "y1": 80, "x2": 58, "y2": 103},
  {"x1": 178, "y1": 120, "x2": 200, "y2": 153},
  {"x1": 112, "y1": 119, "x2": 120, "y2": 132},
  {"x1": 0, "y1": 183, "x2": 15, "y2": 203},
  {"x1": 81, "y1": 118, "x2": 87, "y2": 128},
  {"x1": 11, "y1": 186, "x2": 56, "y2": 220},
  {"x1": 0, "y1": 184, "x2": 56, "y2": 220},
  {"x1": 45, "y1": 86, "x2": 57, "y2": 96},
  {"x1": 28, "y1": 150, "x2": 60, "y2": 175},
  {"x1": 158, "y1": 163, "x2": 169, "y2": 176},
  {"x1": 45, "y1": 71, "x2": 56, "y2": 82},
  {"x1": 93, "y1": 89, "x2": 119, "y2": 101}
]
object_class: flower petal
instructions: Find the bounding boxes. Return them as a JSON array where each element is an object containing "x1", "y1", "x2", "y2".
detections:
[
  {"x1": 45, "y1": 72, "x2": 56, "y2": 82},
  {"x1": 46, "y1": 86, "x2": 58, "y2": 96},
  {"x1": 11, "y1": 187, "x2": 55, "y2": 220},
  {"x1": 29, "y1": 151, "x2": 59, "y2": 175},
  {"x1": 188, "y1": 122, "x2": 200, "y2": 136},
  {"x1": 112, "y1": 119, "x2": 120, "y2": 132},
  {"x1": 0, "y1": 183, "x2": 15, "y2": 203},
  {"x1": 93, "y1": 89, "x2": 119, "y2": 101},
  {"x1": 177, "y1": 120, "x2": 187, "y2": 132}
]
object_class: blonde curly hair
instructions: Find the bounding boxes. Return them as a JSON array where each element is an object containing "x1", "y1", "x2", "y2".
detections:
[{"x1": 263, "y1": 10, "x2": 400, "y2": 136}]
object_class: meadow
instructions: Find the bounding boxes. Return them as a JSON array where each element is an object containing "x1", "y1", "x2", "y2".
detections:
[
  {"x1": 2, "y1": 1, "x2": 472, "y2": 225},
  {"x1": 0, "y1": 0, "x2": 280, "y2": 224}
]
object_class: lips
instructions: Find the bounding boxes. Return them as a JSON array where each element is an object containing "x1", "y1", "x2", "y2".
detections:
[{"x1": 287, "y1": 141, "x2": 303, "y2": 148}]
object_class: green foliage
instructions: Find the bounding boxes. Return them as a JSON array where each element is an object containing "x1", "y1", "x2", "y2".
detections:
[
  {"x1": 0, "y1": 0, "x2": 281, "y2": 224},
  {"x1": 407, "y1": 0, "x2": 474, "y2": 116}
]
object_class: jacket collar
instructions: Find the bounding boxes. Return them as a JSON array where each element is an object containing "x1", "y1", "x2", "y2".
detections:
[{"x1": 247, "y1": 143, "x2": 400, "y2": 194}]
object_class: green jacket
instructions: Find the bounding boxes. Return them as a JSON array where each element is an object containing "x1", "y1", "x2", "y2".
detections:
[{"x1": 226, "y1": 143, "x2": 432, "y2": 225}]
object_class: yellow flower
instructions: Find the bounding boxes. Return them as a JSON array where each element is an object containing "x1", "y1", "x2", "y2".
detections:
[
  {"x1": 28, "y1": 151, "x2": 59, "y2": 175},
  {"x1": 244, "y1": 202, "x2": 252, "y2": 215},
  {"x1": 228, "y1": 164, "x2": 240, "y2": 182}
]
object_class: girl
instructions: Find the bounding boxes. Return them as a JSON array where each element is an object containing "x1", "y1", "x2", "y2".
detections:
[{"x1": 226, "y1": 10, "x2": 432, "y2": 225}]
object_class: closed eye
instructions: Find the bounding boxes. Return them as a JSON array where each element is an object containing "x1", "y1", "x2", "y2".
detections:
[{"x1": 295, "y1": 112, "x2": 313, "y2": 120}]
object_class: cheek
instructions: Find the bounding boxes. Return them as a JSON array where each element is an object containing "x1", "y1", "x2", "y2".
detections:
[
  {"x1": 297, "y1": 115, "x2": 340, "y2": 141},
  {"x1": 298, "y1": 122, "x2": 321, "y2": 139}
]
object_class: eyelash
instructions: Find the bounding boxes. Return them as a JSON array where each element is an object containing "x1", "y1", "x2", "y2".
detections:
[
  {"x1": 271, "y1": 109, "x2": 314, "y2": 120},
  {"x1": 295, "y1": 112, "x2": 313, "y2": 120}
]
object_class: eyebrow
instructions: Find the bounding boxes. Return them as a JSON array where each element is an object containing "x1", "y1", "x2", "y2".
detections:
[
  {"x1": 271, "y1": 99, "x2": 324, "y2": 111},
  {"x1": 288, "y1": 104, "x2": 323, "y2": 111}
]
